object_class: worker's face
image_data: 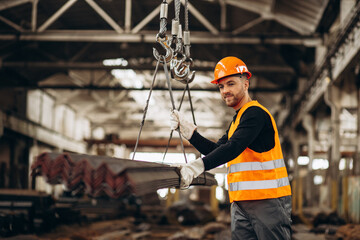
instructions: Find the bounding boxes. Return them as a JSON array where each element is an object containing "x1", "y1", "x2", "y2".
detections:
[{"x1": 218, "y1": 75, "x2": 249, "y2": 109}]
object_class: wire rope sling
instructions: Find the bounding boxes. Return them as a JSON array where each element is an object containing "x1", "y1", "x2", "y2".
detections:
[{"x1": 132, "y1": 0, "x2": 197, "y2": 165}]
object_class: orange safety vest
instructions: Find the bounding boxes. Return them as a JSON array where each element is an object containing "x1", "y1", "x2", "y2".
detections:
[{"x1": 227, "y1": 100, "x2": 291, "y2": 202}]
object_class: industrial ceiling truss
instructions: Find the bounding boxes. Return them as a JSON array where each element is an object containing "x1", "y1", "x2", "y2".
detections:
[{"x1": 0, "y1": 0, "x2": 335, "y2": 140}]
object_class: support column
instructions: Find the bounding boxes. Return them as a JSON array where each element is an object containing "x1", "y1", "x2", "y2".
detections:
[
  {"x1": 355, "y1": 66, "x2": 360, "y2": 175},
  {"x1": 289, "y1": 130, "x2": 301, "y2": 212},
  {"x1": 324, "y1": 84, "x2": 341, "y2": 211},
  {"x1": 0, "y1": 111, "x2": 3, "y2": 138},
  {"x1": 210, "y1": 185, "x2": 219, "y2": 217},
  {"x1": 302, "y1": 114, "x2": 315, "y2": 206}
]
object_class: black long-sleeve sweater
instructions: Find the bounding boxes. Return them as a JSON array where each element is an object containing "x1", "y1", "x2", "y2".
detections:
[{"x1": 189, "y1": 106, "x2": 276, "y2": 171}]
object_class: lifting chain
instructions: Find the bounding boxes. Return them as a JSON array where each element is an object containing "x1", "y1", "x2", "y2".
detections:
[
  {"x1": 134, "y1": 0, "x2": 197, "y2": 165},
  {"x1": 170, "y1": 0, "x2": 195, "y2": 84},
  {"x1": 153, "y1": 0, "x2": 173, "y2": 63},
  {"x1": 170, "y1": 0, "x2": 182, "y2": 55}
]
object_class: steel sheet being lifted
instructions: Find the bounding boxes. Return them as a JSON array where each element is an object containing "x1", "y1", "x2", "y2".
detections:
[{"x1": 31, "y1": 152, "x2": 217, "y2": 198}]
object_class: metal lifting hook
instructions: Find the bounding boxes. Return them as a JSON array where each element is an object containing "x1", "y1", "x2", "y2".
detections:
[
  {"x1": 183, "y1": 69, "x2": 195, "y2": 84},
  {"x1": 170, "y1": 57, "x2": 195, "y2": 84},
  {"x1": 153, "y1": 34, "x2": 173, "y2": 63},
  {"x1": 170, "y1": 58, "x2": 187, "y2": 79}
]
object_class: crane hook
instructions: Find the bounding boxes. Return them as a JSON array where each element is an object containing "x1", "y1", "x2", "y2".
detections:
[
  {"x1": 183, "y1": 69, "x2": 195, "y2": 84},
  {"x1": 153, "y1": 34, "x2": 173, "y2": 63},
  {"x1": 170, "y1": 58, "x2": 188, "y2": 79},
  {"x1": 170, "y1": 57, "x2": 195, "y2": 84}
]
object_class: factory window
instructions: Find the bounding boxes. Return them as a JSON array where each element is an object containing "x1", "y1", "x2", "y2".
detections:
[
  {"x1": 340, "y1": 109, "x2": 357, "y2": 138},
  {"x1": 312, "y1": 158, "x2": 329, "y2": 170},
  {"x1": 111, "y1": 69, "x2": 144, "y2": 89},
  {"x1": 288, "y1": 158, "x2": 295, "y2": 168},
  {"x1": 103, "y1": 58, "x2": 128, "y2": 66},
  {"x1": 314, "y1": 175, "x2": 323, "y2": 185},
  {"x1": 297, "y1": 156, "x2": 309, "y2": 165},
  {"x1": 339, "y1": 158, "x2": 353, "y2": 170},
  {"x1": 215, "y1": 173, "x2": 227, "y2": 202},
  {"x1": 216, "y1": 185, "x2": 225, "y2": 202},
  {"x1": 339, "y1": 158, "x2": 346, "y2": 170},
  {"x1": 92, "y1": 127, "x2": 105, "y2": 139},
  {"x1": 349, "y1": 158, "x2": 353, "y2": 170}
]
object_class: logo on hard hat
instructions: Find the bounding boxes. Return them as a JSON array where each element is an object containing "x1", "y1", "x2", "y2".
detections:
[{"x1": 236, "y1": 65, "x2": 248, "y2": 73}]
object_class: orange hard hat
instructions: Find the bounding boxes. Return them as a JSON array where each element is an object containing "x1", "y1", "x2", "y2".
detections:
[{"x1": 211, "y1": 56, "x2": 252, "y2": 84}]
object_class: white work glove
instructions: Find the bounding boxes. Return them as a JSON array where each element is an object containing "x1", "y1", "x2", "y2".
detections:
[
  {"x1": 170, "y1": 110, "x2": 197, "y2": 140},
  {"x1": 178, "y1": 157, "x2": 205, "y2": 188}
]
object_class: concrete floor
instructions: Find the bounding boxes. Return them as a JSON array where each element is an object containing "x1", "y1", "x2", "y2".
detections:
[
  {"x1": 292, "y1": 224, "x2": 326, "y2": 240},
  {"x1": 2, "y1": 217, "x2": 227, "y2": 240}
]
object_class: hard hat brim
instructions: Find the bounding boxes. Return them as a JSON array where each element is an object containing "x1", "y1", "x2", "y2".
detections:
[{"x1": 211, "y1": 72, "x2": 251, "y2": 84}]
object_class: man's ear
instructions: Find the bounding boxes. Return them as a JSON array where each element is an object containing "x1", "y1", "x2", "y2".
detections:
[{"x1": 244, "y1": 79, "x2": 250, "y2": 91}]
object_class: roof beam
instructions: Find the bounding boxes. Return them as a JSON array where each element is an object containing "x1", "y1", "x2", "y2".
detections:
[
  {"x1": 124, "y1": 0, "x2": 132, "y2": 32},
  {"x1": 31, "y1": 0, "x2": 38, "y2": 31},
  {"x1": 2, "y1": 61, "x2": 295, "y2": 73},
  {"x1": 84, "y1": 0, "x2": 123, "y2": 33},
  {"x1": 273, "y1": 13, "x2": 314, "y2": 35},
  {"x1": 280, "y1": 1, "x2": 320, "y2": 23},
  {"x1": 69, "y1": 43, "x2": 93, "y2": 62},
  {"x1": 232, "y1": 17, "x2": 263, "y2": 35},
  {"x1": 220, "y1": 0, "x2": 227, "y2": 31},
  {"x1": 131, "y1": 0, "x2": 173, "y2": 34},
  {"x1": 225, "y1": 0, "x2": 314, "y2": 35},
  {"x1": 0, "y1": 15, "x2": 24, "y2": 32},
  {"x1": 5, "y1": 85, "x2": 294, "y2": 93},
  {"x1": 38, "y1": 0, "x2": 78, "y2": 32},
  {"x1": 0, "y1": 0, "x2": 32, "y2": 11},
  {"x1": 225, "y1": 0, "x2": 270, "y2": 16},
  {"x1": 181, "y1": 0, "x2": 219, "y2": 35},
  {"x1": 0, "y1": 31, "x2": 321, "y2": 45},
  {"x1": 67, "y1": 71, "x2": 87, "y2": 87},
  {"x1": 296, "y1": 0, "x2": 323, "y2": 10}
]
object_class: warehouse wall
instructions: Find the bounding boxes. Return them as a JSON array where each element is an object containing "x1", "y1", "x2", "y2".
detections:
[
  {"x1": 288, "y1": 0, "x2": 360, "y2": 224},
  {"x1": 0, "y1": 89, "x2": 27, "y2": 117},
  {"x1": 26, "y1": 90, "x2": 91, "y2": 142},
  {"x1": 0, "y1": 89, "x2": 93, "y2": 190}
]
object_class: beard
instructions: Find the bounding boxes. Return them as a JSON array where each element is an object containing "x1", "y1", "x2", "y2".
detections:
[
  {"x1": 223, "y1": 91, "x2": 246, "y2": 108},
  {"x1": 223, "y1": 94, "x2": 239, "y2": 107}
]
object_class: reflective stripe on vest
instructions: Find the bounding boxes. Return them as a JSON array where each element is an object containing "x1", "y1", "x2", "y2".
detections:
[
  {"x1": 226, "y1": 100, "x2": 291, "y2": 202},
  {"x1": 229, "y1": 158, "x2": 286, "y2": 173},
  {"x1": 230, "y1": 177, "x2": 290, "y2": 191}
]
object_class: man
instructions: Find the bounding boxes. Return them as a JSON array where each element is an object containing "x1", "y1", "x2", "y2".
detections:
[{"x1": 170, "y1": 56, "x2": 292, "y2": 240}]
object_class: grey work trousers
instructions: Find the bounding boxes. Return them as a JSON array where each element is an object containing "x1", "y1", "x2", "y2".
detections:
[{"x1": 231, "y1": 196, "x2": 292, "y2": 240}]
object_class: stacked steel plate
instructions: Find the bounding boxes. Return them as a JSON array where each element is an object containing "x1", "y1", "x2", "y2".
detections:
[{"x1": 31, "y1": 152, "x2": 217, "y2": 198}]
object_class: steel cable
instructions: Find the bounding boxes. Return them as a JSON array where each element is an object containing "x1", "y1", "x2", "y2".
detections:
[
  {"x1": 184, "y1": 0, "x2": 189, "y2": 31},
  {"x1": 132, "y1": 58, "x2": 161, "y2": 160}
]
